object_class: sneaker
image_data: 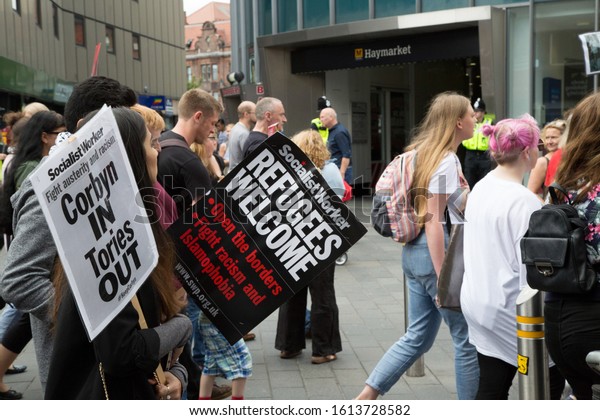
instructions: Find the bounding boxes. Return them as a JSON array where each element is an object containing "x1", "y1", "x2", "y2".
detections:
[{"x1": 211, "y1": 383, "x2": 232, "y2": 400}]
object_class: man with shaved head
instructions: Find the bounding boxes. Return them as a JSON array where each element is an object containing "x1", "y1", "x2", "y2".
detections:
[{"x1": 320, "y1": 107, "x2": 352, "y2": 184}]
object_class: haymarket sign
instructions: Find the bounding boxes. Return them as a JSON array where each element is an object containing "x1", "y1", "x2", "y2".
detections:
[{"x1": 291, "y1": 27, "x2": 478, "y2": 74}]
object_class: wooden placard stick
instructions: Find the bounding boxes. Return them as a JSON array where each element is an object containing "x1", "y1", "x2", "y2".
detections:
[{"x1": 131, "y1": 295, "x2": 166, "y2": 384}]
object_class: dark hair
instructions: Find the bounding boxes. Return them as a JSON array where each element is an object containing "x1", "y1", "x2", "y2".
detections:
[
  {"x1": 64, "y1": 76, "x2": 137, "y2": 133},
  {"x1": 0, "y1": 111, "x2": 64, "y2": 234},
  {"x1": 53, "y1": 107, "x2": 181, "y2": 321}
]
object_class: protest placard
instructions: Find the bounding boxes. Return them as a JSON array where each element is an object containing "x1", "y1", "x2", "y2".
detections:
[
  {"x1": 579, "y1": 31, "x2": 600, "y2": 75},
  {"x1": 168, "y1": 132, "x2": 367, "y2": 344},
  {"x1": 30, "y1": 106, "x2": 158, "y2": 341}
]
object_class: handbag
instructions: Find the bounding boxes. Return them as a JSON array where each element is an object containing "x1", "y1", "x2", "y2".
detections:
[
  {"x1": 437, "y1": 157, "x2": 469, "y2": 311},
  {"x1": 342, "y1": 180, "x2": 353, "y2": 203},
  {"x1": 437, "y1": 224, "x2": 464, "y2": 312}
]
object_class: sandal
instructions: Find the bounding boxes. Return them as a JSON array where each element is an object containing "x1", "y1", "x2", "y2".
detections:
[
  {"x1": 311, "y1": 354, "x2": 337, "y2": 364},
  {"x1": 280, "y1": 350, "x2": 302, "y2": 359}
]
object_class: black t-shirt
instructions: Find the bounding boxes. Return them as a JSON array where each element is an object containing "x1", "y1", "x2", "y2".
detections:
[
  {"x1": 157, "y1": 131, "x2": 211, "y2": 216},
  {"x1": 242, "y1": 131, "x2": 268, "y2": 160},
  {"x1": 213, "y1": 150, "x2": 226, "y2": 172}
]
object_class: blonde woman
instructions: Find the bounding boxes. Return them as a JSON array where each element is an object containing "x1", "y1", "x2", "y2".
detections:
[
  {"x1": 190, "y1": 136, "x2": 222, "y2": 186},
  {"x1": 356, "y1": 92, "x2": 478, "y2": 400},
  {"x1": 527, "y1": 119, "x2": 566, "y2": 198},
  {"x1": 275, "y1": 130, "x2": 344, "y2": 364}
]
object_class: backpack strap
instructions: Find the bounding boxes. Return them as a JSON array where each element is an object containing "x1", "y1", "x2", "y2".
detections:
[
  {"x1": 548, "y1": 182, "x2": 572, "y2": 205},
  {"x1": 159, "y1": 138, "x2": 190, "y2": 150}
]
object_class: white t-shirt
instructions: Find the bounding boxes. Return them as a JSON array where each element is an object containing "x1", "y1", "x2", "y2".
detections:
[
  {"x1": 428, "y1": 152, "x2": 465, "y2": 224},
  {"x1": 460, "y1": 171, "x2": 541, "y2": 366}
]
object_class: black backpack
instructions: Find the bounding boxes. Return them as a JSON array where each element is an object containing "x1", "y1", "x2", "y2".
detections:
[{"x1": 520, "y1": 183, "x2": 599, "y2": 294}]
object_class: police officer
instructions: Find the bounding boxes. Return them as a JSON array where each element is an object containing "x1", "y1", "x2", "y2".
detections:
[
  {"x1": 311, "y1": 96, "x2": 331, "y2": 143},
  {"x1": 462, "y1": 97, "x2": 495, "y2": 188}
]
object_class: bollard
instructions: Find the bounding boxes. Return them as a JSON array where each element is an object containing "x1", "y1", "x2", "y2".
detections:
[
  {"x1": 593, "y1": 385, "x2": 600, "y2": 400},
  {"x1": 516, "y1": 286, "x2": 549, "y2": 399},
  {"x1": 585, "y1": 351, "x2": 600, "y2": 399},
  {"x1": 404, "y1": 274, "x2": 424, "y2": 377}
]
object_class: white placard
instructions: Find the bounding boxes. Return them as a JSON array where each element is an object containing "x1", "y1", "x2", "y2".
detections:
[
  {"x1": 30, "y1": 106, "x2": 158, "y2": 340},
  {"x1": 579, "y1": 31, "x2": 600, "y2": 75}
]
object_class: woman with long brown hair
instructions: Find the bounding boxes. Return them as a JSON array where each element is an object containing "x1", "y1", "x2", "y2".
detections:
[{"x1": 544, "y1": 91, "x2": 600, "y2": 400}]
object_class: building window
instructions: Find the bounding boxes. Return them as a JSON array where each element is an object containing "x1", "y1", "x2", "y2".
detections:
[
  {"x1": 336, "y1": 0, "x2": 369, "y2": 24},
  {"x1": 12, "y1": 0, "x2": 20, "y2": 14},
  {"x1": 244, "y1": 0, "x2": 255, "y2": 42},
  {"x1": 258, "y1": 0, "x2": 271, "y2": 36},
  {"x1": 187, "y1": 66, "x2": 192, "y2": 82},
  {"x1": 533, "y1": 0, "x2": 594, "y2": 125},
  {"x1": 35, "y1": 0, "x2": 42, "y2": 27},
  {"x1": 422, "y1": 0, "x2": 469, "y2": 12},
  {"x1": 278, "y1": 0, "x2": 297, "y2": 33},
  {"x1": 212, "y1": 64, "x2": 219, "y2": 81},
  {"x1": 52, "y1": 4, "x2": 59, "y2": 38},
  {"x1": 374, "y1": 0, "x2": 414, "y2": 17},
  {"x1": 475, "y1": 0, "x2": 523, "y2": 4},
  {"x1": 74, "y1": 15, "x2": 85, "y2": 46},
  {"x1": 202, "y1": 64, "x2": 212, "y2": 81},
  {"x1": 507, "y1": 6, "x2": 530, "y2": 118},
  {"x1": 303, "y1": 0, "x2": 329, "y2": 28},
  {"x1": 132, "y1": 33, "x2": 141, "y2": 60},
  {"x1": 105, "y1": 26, "x2": 115, "y2": 54}
]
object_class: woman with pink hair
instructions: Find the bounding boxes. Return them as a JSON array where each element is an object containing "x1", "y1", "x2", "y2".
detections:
[{"x1": 461, "y1": 115, "x2": 564, "y2": 399}]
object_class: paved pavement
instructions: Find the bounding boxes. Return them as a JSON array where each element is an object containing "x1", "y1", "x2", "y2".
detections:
[{"x1": 2, "y1": 197, "x2": 518, "y2": 400}]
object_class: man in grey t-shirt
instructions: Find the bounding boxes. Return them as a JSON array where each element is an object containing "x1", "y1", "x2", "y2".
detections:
[{"x1": 227, "y1": 101, "x2": 256, "y2": 170}]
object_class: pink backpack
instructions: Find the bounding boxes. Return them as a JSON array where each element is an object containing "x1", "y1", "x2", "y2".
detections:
[{"x1": 371, "y1": 150, "x2": 421, "y2": 243}]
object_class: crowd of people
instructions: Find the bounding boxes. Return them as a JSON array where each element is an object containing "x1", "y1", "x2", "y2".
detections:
[{"x1": 0, "y1": 77, "x2": 598, "y2": 401}]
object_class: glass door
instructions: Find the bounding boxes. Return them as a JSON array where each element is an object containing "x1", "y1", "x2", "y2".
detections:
[{"x1": 370, "y1": 89, "x2": 410, "y2": 188}]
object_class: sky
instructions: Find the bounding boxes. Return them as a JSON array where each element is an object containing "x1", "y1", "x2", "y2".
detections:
[{"x1": 183, "y1": 0, "x2": 230, "y2": 15}]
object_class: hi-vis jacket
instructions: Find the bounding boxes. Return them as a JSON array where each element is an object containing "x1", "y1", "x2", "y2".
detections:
[
  {"x1": 311, "y1": 117, "x2": 329, "y2": 143},
  {"x1": 462, "y1": 114, "x2": 495, "y2": 151}
]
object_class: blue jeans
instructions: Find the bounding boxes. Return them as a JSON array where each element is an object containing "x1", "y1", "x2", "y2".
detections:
[
  {"x1": 366, "y1": 231, "x2": 479, "y2": 399},
  {"x1": 186, "y1": 300, "x2": 205, "y2": 366},
  {"x1": 0, "y1": 305, "x2": 20, "y2": 342}
]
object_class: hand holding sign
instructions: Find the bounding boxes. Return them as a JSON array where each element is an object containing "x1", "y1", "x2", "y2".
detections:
[{"x1": 30, "y1": 106, "x2": 158, "y2": 341}]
